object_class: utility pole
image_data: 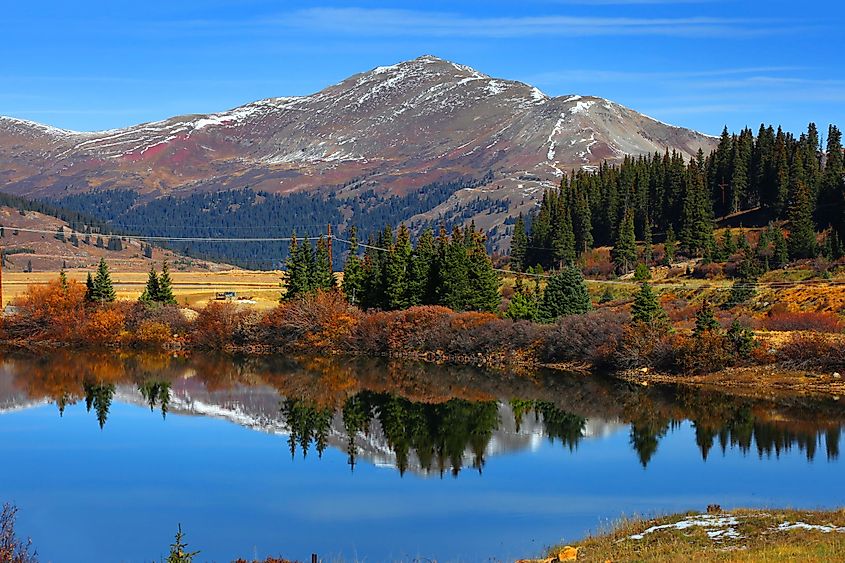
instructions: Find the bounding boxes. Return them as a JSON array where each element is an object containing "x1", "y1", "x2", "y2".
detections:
[{"x1": 327, "y1": 223, "x2": 333, "y2": 271}]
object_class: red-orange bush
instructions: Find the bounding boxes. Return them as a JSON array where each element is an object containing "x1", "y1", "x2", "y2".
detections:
[
  {"x1": 763, "y1": 311, "x2": 844, "y2": 333},
  {"x1": 5, "y1": 279, "x2": 87, "y2": 340},
  {"x1": 81, "y1": 307, "x2": 126, "y2": 345},
  {"x1": 190, "y1": 302, "x2": 251, "y2": 349},
  {"x1": 262, "y1": 290, "x2": 360, "y2": 350},
  {"x1": 130, "y1": 320, "x2": 173, "y2": 347},
  {"x1": 777, "y1": 333, "x2": 845, "y2": 369}
]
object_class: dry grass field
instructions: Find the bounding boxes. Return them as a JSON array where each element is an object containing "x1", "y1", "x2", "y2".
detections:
[{"x1": 2, "y1": 269, "x2": 286, "y2": 309}]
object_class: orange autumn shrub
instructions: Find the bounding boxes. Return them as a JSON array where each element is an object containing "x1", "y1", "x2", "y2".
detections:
[
  {"x1": 262, "y1": 290, "x2": 360, "y2": 350},
  {"x1": 190, "y1": 302, "x2": 249, "y2": 349},
  {"x1": 80, "y1": 306, "x2": 126, "y2": 345},
  {"x1": 763, "y1": 310, "x2": 844, "y2": 333},
  {"x1": 5, "y1": 279, "x2": 87, "y2": 340},
  {"x1": 131, "y1": 320, "x2": 173, "y2": 347}
]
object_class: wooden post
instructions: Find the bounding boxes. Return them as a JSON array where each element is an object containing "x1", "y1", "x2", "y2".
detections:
[
  {"x1": 327, "y1": 223, "x2": 333, "y2": 271},
  {"x1": 311, "y1": 554, "x2": 318, "y2": 563}
]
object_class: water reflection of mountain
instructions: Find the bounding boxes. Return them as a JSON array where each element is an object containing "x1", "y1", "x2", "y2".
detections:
[{"x1": 1, "y1": 350, "x2": 843, "y2": 473}]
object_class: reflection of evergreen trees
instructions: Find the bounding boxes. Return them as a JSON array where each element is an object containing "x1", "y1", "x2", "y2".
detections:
[
  {"x1": 281, "y1": 398, "x2": 334, "y2": 459},
  {"x1": 138, "y1": 380, "x2": 171, "y2": 419},
  {"x1": 510, "y1": 399, "x2": 586, "y2": 451},
  {"x1": 284, "y1": 392, "x2": 502, "y2": 476},
  {"x1": 83, "y1": 381, "x2": 116, "y2": 429}
]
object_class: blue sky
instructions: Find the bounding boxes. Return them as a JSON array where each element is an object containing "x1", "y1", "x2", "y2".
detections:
[{"x1": 1, "y1": 0, "x2": 843, "y2": 136}]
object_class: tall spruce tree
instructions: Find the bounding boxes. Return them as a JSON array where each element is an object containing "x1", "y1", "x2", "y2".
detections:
[
  {"x1": 91, "y1": 258, "x2": 116, "y2": 303},
  {"x1": 157, "y1": 260, "x2": 176, "y2": 304},
  {"x1": 631, "y1": 282, "x2": 667, "y2": 327},
  {"x1": 538, "y1": 266, "x2": 592, "y2": 322},
  {"x1": 787, "y1": 150, "x2": 818, "y2": 259},
  {"x1": 313, "y1": 236, "x2": 335, "y2": 291},
  {"x1": 465, "y1": 229, "x2": 501, "y2": 313},
  {"x1": 612, "y1": 207, "x2": 637, "y2": 274},
  {"x1": 438, "y1": 227, "x2": 471, "y2": 311},
  {"x1": 510, "y1": 214, "x2": 528, "y2": 272},
  {"x1": 408, "y1": 227, "x2": 438, "y2": 306},
  {"x1": 385, "y1": 225, "x2": 412, "y2": 310},
  {"x1": 140, "y1": 265, "x2": 160, "y2": 304}
]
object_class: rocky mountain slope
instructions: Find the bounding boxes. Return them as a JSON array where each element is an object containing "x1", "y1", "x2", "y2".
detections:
[{"x1": 0, "y1": 55, "x2": 716, "y2": 249}]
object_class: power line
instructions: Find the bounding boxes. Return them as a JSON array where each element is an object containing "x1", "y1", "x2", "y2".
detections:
[{"x1": 1, "y1": 226, "x2": 324, "y2": 243}]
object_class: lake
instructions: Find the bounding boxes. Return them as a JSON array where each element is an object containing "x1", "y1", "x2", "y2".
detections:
[{"x1": 1, "y1": 350, "x2": 844, "y2": 562}]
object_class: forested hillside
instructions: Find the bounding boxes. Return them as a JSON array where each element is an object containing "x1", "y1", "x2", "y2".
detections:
[
  {"x1": 512, "y1": 123, "x2": 844, "y2": 273},
  {"x1": 52, "y1": 174, "x2": 492, "y2": 269}
]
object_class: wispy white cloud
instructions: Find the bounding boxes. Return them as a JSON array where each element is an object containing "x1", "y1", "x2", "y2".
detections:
[{"x1": 262, "y1": 8, "x2": 790, "y2": 39}]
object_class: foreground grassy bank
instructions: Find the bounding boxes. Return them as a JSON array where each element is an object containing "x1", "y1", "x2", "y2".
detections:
[{"x1": 529, "y1": 508, "x2": 845, "y2": 562}]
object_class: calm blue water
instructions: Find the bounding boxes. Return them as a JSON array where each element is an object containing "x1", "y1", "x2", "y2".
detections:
[{"x1": 1, "y1": 352, "x2": 843, "y2": 562}]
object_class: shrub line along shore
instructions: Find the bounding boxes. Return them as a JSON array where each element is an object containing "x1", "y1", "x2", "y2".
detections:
[{"x1": 2, "y1": 265, "x2": 843, "y2": 398}]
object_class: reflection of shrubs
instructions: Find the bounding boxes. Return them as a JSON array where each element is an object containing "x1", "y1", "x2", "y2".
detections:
[
  {"x1": 763, "y1": 311, "x2": 844, "y2": 333},
  {"x1": 541, "y1": 309, "x2": 628, "y2": 366},
  {"x1": 1, "y1": 503, "x2": 38, "y2": 563}
]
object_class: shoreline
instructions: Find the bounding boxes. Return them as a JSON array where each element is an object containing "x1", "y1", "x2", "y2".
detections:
[{"x1": 3, "y1": 336, "x2": 844, "y2": 400}]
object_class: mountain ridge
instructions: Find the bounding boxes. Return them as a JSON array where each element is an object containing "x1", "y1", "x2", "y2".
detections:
[{"x1": 0, "y1": 55, "x2": 718, "y2": 254}]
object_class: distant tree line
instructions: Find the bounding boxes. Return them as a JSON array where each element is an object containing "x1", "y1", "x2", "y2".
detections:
[{"x1": 51, "y1": 173, "x2": 492, "y2": 269}]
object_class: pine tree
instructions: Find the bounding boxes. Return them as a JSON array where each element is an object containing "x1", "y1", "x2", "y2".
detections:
[
  {"x1": 157, "y1": 260, "x2": 176, "y2": 304},
  {"x1": 510, "y1": 214, "x2": 528, "y2": 272},
  {"x1": 91, "y1": 258, "x2": 116, "y2": 303},
  {"x1": 385, "y1": 225, "x2": 412, "y2": 310},
  {"x1": 438, "y1": 227, "x2": 471, "y2": 311},
  {"x1": 341, "y1": 227, "x2": 364, "y2": 305},
  {"x1": 465, "y1": 229, "x2": 500, "y2": 313},
  {"x1": 505, "y1": 278, "x2": 539, "y2": 321},
  {"x1": 642, "y1": 217, "x2": 653, "y2": 265},
  {"x1": 283, "y1": 233, "x2": 314, "y2": 301},
  {"x1": 58, "y1": 267, "x2": 69, "y2": 292},
  {"x1": 140, "y1": 265, "x2": 160, "y2": 303},
  {"x1": 167, "y1": 524, "x2": 199, "y2": 563},
  {"x1": 819, "y1": 125, "x2": 844, "y2": 230},
  {"x1": 538, "y1": 266, "x2": 592, "y2": 322},
  {"x1": 787, "y1": 153, "x2": 818, "y2": 259},
  {"x1": 408, "y1": 227, "x2": 437, "y2": 306},
  {"x1": 313, "y1": 236, "x2": 335, "y2": 291},
  {"x1": 693, "y1": 299, "x2": 720, "y2": 336},
  {"x1": 663, "y1": 225, "x2": 677, "y2": 265},
  {"x1": 85, "y1": 272, "x2": 95, "y2": 302},
  {"x1": 771, "y1": 227, "x2": 789, "y2": 268},
  {"x1": 612, "y1": 207, "x2": 637, "y2": 274},
  {"x1": 551, "y1": 208, "x2": 576, "y2": 268},
  {"x1": 680, "y1": 161, "x2": 715, "y2": 256},
  {"x1": 631, "y1": 282, "x2": 667, "y2": 327}
]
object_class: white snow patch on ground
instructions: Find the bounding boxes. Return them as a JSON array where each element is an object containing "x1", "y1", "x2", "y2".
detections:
[
  {"x1": 530, "y1": 87, "x2": 548, "y2": 103},
  {"x1": 777, "y1": 522, "x2": 845, "y2": 533},
  {"x1": 561, "y1": 95, "x2": 582, "y2": 103},
  {"x1": 546, "y1": 113, "x2": 566, "y2": 161},
  {"x1": 570, "y1": 100, "x2": 596, "y2": 114},
  {"x1": 629, "y1": 514, "x2": 741, "y2": 541}
]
